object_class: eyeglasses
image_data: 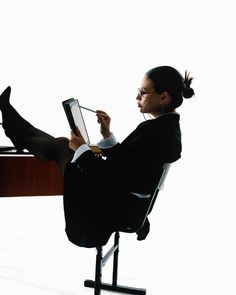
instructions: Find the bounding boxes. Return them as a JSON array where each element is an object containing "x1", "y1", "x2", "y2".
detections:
[{"x1": 138, "y1": 88, "x2": 156, "y2": 96}]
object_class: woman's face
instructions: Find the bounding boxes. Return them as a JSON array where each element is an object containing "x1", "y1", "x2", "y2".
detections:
[{"x1": 136, "y1": 76, "x2": 163, "y2": 117}]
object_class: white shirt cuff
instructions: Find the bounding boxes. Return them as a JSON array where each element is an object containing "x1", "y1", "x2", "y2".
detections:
[
  {"x1": 97, "y1": 133, "x2": 118, "y2": 149},
  {"x1": 71, "y1": 144, "x2": 91, "y2": 163}
]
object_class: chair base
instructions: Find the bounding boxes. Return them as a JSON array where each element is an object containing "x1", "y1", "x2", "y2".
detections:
[{"x1": 84, "y1": 279, "x2": 146, "y2": 294}]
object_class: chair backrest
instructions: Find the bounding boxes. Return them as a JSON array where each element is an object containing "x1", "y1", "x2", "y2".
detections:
[
  {"x1": 141, "y1": 162, "x2": 171, "y2": 224},
  {"x1": 121, "y1": 163, "x2": 172, "y2": 234},
  {"x1": 157, "y1": 163, "x2": 171, "y2": 190}
]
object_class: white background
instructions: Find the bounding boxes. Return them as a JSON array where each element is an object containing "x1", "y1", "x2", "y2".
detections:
[{"x1": 0, "y1": 1, "x2": 235, "y2": 294}]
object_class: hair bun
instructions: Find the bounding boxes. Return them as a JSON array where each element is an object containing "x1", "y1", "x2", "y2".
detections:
[
  {"x1": 183, "y1": 70, "x2": 195, "y2": 99},
  {"x1": 183, "y1": 85, "x2": 194, "y2": 98}
]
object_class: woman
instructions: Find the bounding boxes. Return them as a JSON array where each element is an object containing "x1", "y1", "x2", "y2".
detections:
[{"x1": 0, "y1": 65, "x2": 194, "y2": 247}]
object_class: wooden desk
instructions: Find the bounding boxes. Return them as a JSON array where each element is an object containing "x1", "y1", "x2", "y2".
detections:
[
  {"x1": 0, "y1": 152, "x2": 63, "y2": 197},
  {"x1": 0, "y1": 145, "x2": 102, "y2": 197}
]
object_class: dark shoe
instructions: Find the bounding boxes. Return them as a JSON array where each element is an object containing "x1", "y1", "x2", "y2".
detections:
[
  {"x1": 0, "y1": 86, "x2": 11, "y2": 110},
  {"x1": 0, "y1": 86, "x2": 24, "y2": 151}
]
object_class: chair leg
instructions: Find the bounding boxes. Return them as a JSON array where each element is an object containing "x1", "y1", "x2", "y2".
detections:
[
  {"x1": 84, "y1": 231, "x2": 146, "y2": 294},
  {"x1": 112, "y1": 231, "x2": 119, "y2": 286},
  {"x1": 94, "y1": 246, "x2": 103, "y2": 295}
]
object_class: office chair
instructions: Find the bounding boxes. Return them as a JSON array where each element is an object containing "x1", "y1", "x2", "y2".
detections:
[{"x1": 84, "y1": 163, "x2": 171, "y2": 295}]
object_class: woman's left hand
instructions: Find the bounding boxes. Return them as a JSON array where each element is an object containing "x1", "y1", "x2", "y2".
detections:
[{"x1": 69, "y1": 127, "x2": 86, "y2": 151}]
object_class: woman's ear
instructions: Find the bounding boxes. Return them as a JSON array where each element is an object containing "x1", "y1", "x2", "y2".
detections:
[
  {"x1": 160, "y1": 91, "x2": 172, "y2": 103},
  {"x1": 160, "y1": 91, "x2": 169, "y2": 100},
  {"x1": 160, "y1": 92, "x2": 172, "y2": 112}
]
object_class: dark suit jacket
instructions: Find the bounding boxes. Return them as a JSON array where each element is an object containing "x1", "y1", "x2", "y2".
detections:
[{"x1": 63, "y1": 113, "x2": 182, "y2": 247}]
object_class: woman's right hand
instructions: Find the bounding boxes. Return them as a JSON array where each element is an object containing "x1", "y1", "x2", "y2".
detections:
[{"x1": 96, "y1": 110, "x2": 111, "y2": 138}]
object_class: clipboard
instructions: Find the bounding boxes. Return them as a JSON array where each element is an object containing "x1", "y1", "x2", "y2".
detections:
[{"x1": 62, "y1": 98, "x2": 90, "y2": 145}]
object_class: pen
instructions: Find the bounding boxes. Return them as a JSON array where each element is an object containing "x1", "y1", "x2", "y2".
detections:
[{"x1": 80, "y1": 105, "x2": 97, "y2": 113}]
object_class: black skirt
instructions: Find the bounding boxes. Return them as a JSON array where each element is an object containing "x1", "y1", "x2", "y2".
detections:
[{"x1": 63, "y1": 162, "x2": 149, "y2": 248}]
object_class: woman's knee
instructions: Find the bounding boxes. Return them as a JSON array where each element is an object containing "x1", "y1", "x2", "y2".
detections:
[{"x1": 54, "y1": 137, "x2": 70, "y2": 146}]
